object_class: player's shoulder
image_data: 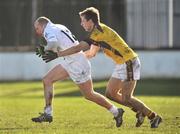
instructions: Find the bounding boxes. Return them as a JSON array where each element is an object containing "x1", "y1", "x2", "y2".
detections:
[
  {"x1": 43, "y1": 22, "x2": 60, "y2": 39},
  {"x1": 90, "y1": 23, "x2": 107, "y2": 37},
  {"x1": 55, "y1": 24, "x2": 67, "y2": 30},
  {"x1": 44, "y1": 22, "x2": 56, "y2": 33},
  {"x1": 99, "y1": 23, "x2": 106, "y2": 28},
  {"x1": 99, "y1": 23, "x2": 113, "y2": 32},
  {"x1": 45, "y1": 22, "x2": 67, "y2": 31}
]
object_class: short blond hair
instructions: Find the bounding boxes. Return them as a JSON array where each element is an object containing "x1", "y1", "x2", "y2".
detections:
[{"x1": 79, "y1": 7, "x2": 100, "y2": 24}]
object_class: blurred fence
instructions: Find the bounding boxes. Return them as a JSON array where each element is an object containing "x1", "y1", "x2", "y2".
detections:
[
  {"x1": 1, "y1": 51, "x2": 180, "y2": 80},
  {"x1": 0, "y1": 0, "x2": 180, "y2": 51},
  {"x1": 127, "y1": 0, "x2": 172, "y2": 49}
]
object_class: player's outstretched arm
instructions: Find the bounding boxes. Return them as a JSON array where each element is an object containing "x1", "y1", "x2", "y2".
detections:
[
  {"x1": 42, "y1": 41, "x2": 90, "y2": 63},
  {"x1": 57, "y1": 41, "x2": 90, "y2": 57},
  {"x1": 84, "y1": 45, "x2": 100, "y2": 59}
]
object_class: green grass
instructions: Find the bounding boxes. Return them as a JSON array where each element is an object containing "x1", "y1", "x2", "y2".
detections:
[{"x1": 0, "y1": 79, "x2": 180, "y2": 134}]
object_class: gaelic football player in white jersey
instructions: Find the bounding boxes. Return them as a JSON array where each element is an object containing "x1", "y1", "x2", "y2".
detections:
[{"x1": 32, "y1": 16, "x2": 124, "y2": 127}]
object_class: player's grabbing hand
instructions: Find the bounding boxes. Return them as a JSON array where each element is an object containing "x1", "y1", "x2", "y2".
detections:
[
  {"x1": 42, "y1": 50, "x2": 58, "y2": 63},
  {"x1": 35, "y1": 45, "x2": 45, "y2": 57}
]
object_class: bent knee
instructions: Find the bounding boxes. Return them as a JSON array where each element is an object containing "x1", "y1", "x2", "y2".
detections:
[
  {"x1": 105, "y1": 90, "x2": 115, "y2": 100},
  {"x1": 83, "y1": 91, "x2": 94, "y2": 101},
  {"x1": 105, "y1": 91, "x2": 111, "y2": 99},
  {"x1": 42, "y1": 76, "x2": 52, "y2": 85}
]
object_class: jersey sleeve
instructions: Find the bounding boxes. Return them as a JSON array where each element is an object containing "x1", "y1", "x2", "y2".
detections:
[{"x1": 82, "y1": 38, "x2": 94, "y2": 46}]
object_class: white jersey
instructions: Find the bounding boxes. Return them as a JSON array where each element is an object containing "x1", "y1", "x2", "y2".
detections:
[
  {"x1": 43, "y1": 22, "x2": 84, "y2": 63},
  {"x1": 43, "y1": 22, "x2": 91, "y2": 84}
]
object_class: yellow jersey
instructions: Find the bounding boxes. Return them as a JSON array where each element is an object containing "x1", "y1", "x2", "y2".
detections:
[{"x1": 86, "y1": 23, "x2": 138, "y2": 64}]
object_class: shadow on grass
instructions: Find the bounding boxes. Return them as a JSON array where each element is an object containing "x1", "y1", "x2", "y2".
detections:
[
  {"x1": 1, "y1": 79, "x2": 180, "y2": 98},
  {"x1": 0, "y1": 127, "x2": 30, "y2": 131},
  {"x1": 55, "y1": 79, "x2": 180, "y2": 97},
  {"x1": 55, "y1": 87, "x2": 106, "y2": 97},
  {"x1": 4, "y1": 87, "x2": 42, "y2": 96}
]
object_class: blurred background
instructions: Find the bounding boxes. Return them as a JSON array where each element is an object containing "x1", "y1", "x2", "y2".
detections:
[
  {"x1": 1, "y1": 2, "x2": 179, "y2": 133},
  {"x1": 0, "y1": 0, "x2": 180, "y2": 80}
]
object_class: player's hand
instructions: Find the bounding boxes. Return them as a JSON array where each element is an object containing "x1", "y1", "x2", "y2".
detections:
[
  {"x1": 36, "y1": 45, "x2": 45, "y2": 57},
  {"x1": 42, "y1": 50, "x2": 58, "y2": 63}
]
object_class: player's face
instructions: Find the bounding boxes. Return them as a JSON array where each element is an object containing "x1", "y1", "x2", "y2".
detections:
[
  {"x1": 80, "y1": 15, "x2": 94, "y2": 32},
  {"x1": 34, "y1": 22, "x2": 43, "y2": 36}
]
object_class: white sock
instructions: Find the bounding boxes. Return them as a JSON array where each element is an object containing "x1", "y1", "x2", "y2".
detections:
[
  {"x1": 44, "y1": 106, "x2": 53, "y2": 116},
  {"x1": 109, "y1": 105, "x2": 119, "y2": 117}
]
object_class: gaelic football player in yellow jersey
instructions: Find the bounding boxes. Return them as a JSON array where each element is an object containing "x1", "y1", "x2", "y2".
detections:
[{"x1": 42, "y1": 7, "x2": 162, "y2": 128}]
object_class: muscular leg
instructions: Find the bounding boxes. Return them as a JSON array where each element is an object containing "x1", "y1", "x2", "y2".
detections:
[
  {"x1": 122, "y1": 80, "x2": 155, "y2": 118},
  {"x1": 77, "y1": 79, "x2": 125, "y2": 127},
  {"x1": 105, "y1": 77, "x2": 154, "y2": 117},
  {"x1": 43, "y1": 64, "x2": 69, "y2": 108},
  {"x1": 77, "y1": 79, "x2": 112, "y2": 110},
  {"x1": 105, "y1": 77, "x2": 131, "y2": 107},
  {"x1": 32, "y1": 64, "x2": 69, "y2": 122}
]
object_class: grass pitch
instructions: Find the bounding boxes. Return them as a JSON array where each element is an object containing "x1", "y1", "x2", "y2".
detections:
[{"x1": 0, "y1": 79, "x2": 180, "y2": 134}]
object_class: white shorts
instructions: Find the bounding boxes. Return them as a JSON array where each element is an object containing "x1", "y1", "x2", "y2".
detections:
[
  {"x1": 112, "y1": 57, "x2": 141, "y2": 81},
  {"x1": 60, "y1": 55, "x2": 91, "y2": 84}
]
